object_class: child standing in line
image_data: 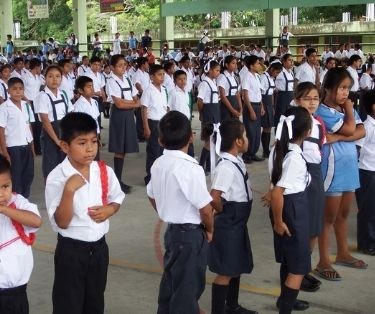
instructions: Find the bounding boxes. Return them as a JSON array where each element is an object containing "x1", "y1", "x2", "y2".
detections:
[
  {"x1": 45, "y1": 112, "x2": 125, "y2": 314},
  {"x1": 0, "y1": 154, "x2": 42, "y2": 314},
  {"x1": 147, "y1": 111, "x2": 213, "y2": 314},
  {"x1": 356, "y1": 89, "x2": 375, "y2": 256},
  {"x1": 0, "y1": 78, "x2": 35, "y2": 198},
  {"x1": 0, "y1": 64, "x2": 11, "y2": 104},
  {"x1": 217, "y1": 55, "x2": 242, "y2": 122},
  {"x1": 58, "y1": 59, "x2": 75, "y2": 103},
  {"x1": 141, "y1": 64, "x2": 168, "y2": 185},
  {"x1": 270, "y1": 107, "x2": 312, "y2": 314},
  {"x1": 314, "y1": 67, "x2": 366, "y2": 281},
  {"x1": 197, "y1": 60, "x2": 221, "y2": 173},
  {"x1": 34, "y1": 65, "x2": 73, "y2": 179},
  {"x1": 209, "y1": 119, "x2": 257, "y2": 314},
  {"x1": 106, "y1": 55, "x2": 140, "y2": 193}
]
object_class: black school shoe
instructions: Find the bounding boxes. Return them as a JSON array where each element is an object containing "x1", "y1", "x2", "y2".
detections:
[
  {"x1": 225, "y1": 304, "x2": 258, "y2": 314},
  {"x1": 251, "y1": 155, "x2": 265, "y2": 162},
  {"x1": 120, "y1": 182, "x2": 132, "y2": 194},
  {"x1": 276, "y1": 299, "x2": 310, "y2": 311},
  {"x1": 358, "y1": 247, "x2": 375, "y2": 256}
]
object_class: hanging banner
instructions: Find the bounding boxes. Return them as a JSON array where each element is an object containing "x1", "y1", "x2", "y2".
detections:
[
  {"x1": 100, "y1": 0, "x2": 124, "y2": 13},
  {"x1": 27, "y1": 0, "x2": 49, "y2": 19}
]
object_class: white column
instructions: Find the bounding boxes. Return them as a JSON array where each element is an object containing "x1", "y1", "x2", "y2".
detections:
[
  {"x1": 0, "y1": 0, "x2": 14, "y2": 52},
  {"x1": 73, "y1": 0, "x2": 88, "y2": 54}
]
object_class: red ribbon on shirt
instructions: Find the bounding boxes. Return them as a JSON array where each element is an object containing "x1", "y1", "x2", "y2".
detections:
[
  {"x1": 314, "y1": 115, "x2": 327, "y2": 149},
  {"x1": 98, "y1": 160, "x2": 108, "y2": 205}
]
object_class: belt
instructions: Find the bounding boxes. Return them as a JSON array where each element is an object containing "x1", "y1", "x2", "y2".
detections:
[
  {"x1": 168, "y1": 223, "x2": 204, "y2": 231},
  {"x1": 0, "y1": 284, "x2": 27, "y2": 295}
]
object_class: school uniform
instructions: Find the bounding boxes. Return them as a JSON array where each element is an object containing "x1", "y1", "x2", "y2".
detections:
[
  {"x1": 295, "y1": 62, "x2": 317, "y2": 84},
  {"x1": 0, "y1": 79, "x2": 8, "y2": 102},
  {"x1": 180, "y1": 66, "x2": 194, "y2": 116},
  {"x1": 347, "y1": 66, "x2": 360, "y2": 93},
  {"x1": 106, "y1": 73, "x2": 139, "y2": 154},
  {"x1": 303, "y1": 116, "x2": 326, "y2": 237},
  {"x1": 260, "y1": 72, "x2": 276, "y2": 128},
  {"x1": 146, "y1": 149, "x2": 212, "y2": 314},
  {"x1": 73, "y1": 96, "x2": 101, "y2": 134},
  {"x1": 0, "y1": 99, "x2": 35, "y2": 198},
  {"x1": 163, "y1": 73, "x2": 174, "y2": 94},
  {"x1": 10, "y1": 70, "x2": 24, "y2": 80},
  {"x1": 359, "y1": 73, "x2": 374, "y2": 120},
  {"x1": 0, "y1": 194, "x2": 40, "y2": 314},
  {"x1": 198, "y1": 77, "x2": 220, "y2": 124},
  {"x1": 316, "y1": 104, "x2": 362, "y2": 193},
  {"x1": 77, "y1": 64, "x2": 92, "y2": 77},
  {"x1": 242, "y1": 71, "x2": 263, "y2": 159},
  {"x1": 270, "y1": 143, "x2": 311, "y2": 275},
  {"x1": 34, "y1": 87, "x2": 73, "y2": 178},
  {"x1": 217, "y1": 70, "x2": 240, "y2": 121},
  {"x1": 141, "y1": 83, "x2": 168, "y2": 184},
  {"x1": 90, "y1": 71, "x2": 106, "y2": 126},
  {"x1": 45, "y1": 157, "x2": 125, "y2": 314},
  {"x1": 133, "y1": 69, "x2": 151, "y2": 140},
  {"x1": 60, "y1": 75, "x2": 75, "y2": 102},
  {"x1": 160, "y1": 52, "x2": 173, "y2": 64},
  {"x1": 275, "y1": 68, "x2": 294, "y2": 125},
  {"x1": 209, "y1": 153, "x2": 253, "y2": 276},
  {"x1": 356, "y1": 115, "x2": 375, "y2": 252}
]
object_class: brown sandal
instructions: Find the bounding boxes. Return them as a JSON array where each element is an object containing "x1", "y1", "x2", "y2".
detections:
[{"x1": 313, "y1": 266, "x2": 342, "y2": 281}]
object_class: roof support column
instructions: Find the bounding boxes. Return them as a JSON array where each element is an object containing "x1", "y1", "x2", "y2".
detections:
[
  {"x1": 265, "y1": 9, "x2": 280, "y2": 51},
  {"x1": 0, "y1": 0, "x2": 14, "y2": 53},
  {"x1": 160, "y1": 0, "x2": 175, "y2": 50},
  {"x1": 73, "y1": 0, "x2": 88, "y2": 54}
]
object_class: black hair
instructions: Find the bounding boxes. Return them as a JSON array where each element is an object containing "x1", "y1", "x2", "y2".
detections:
[
  {"x1": 219, "y1": 119, "x2": 245, "y2": 152},
  {"x1": 8, "y1": 77, "x2": 24, "y2": 89},
  {"x1": 271, "y1": 107, "x2": 311, "y2": 185},
  {"x1": 75, "y1": 75, "x2": 93, "y2": 91},
  {"x1": 294, "y1": 81, "x2": 319, "y2": 100},
  {"x1": 244, "y1": 55, "x2": 259, "y2": 69},
  {"x1": 149, "y1": 64, "x2": 164, "y2": 76},
  {"x1": 348, "y1": 54, "x2": 362, "y2": 65},
  {"x1": 268, "y1": 61, "x2": 283, "y2": 72},
  {"x1": 60, "y1": 112, "x2": 97, "y2": 144},
  {"x1": 0, "y1": 64, "x2": 11, "y2": 72},
  {"x1": 281, "y1": 53, "x2": 292, "y2": 63},
  {"x1": 362, "y1": 90, "x2": 375, "y2": 115},
  {"x1": 305, "y1": 48, "x2": 317, "y2": 58},
  {"x1": 82, "y1": 55, "x2": 89, "y2": 61},
  {"x1": 58, "y1": 58, "x2": 72, "y2": 68},
  {"x1": 13, "y1": 57, "x2": 24, "y2": 65},
  {"x1": 110, "y1": 54, "x2": 126, "y2": 66},
  {"x1": 90, "y1": 56, "x2": 101, "y2": 64},
  {"x1": 362, "y1": 63, "x2": 372, "y2": 73},
  {"x1": 173, "y1": 69, "x2": 187, "y2": 81},
  {"x1": 45, "y1": 65, "x2": 63, "y2": 76},
  {"x1": 325, "y1": 57, "x2": 336, "y2": 66},
  {"x1": 136, "y1": 57, "x2": 149, "y2": 68},
  {"x1": 321, "y1": 67, "x2": 353, "y2": 101},
  {"x1": 159, "y1": 111, "x2": 192, "y2": 150},
  {"x1": 179, "y1": 55, "x2": 190, "y2": 64},
  {"x1": 29, "y1": 58, "x2": 42, "y2": 70},
  {"x1": 163, "y1": 61, "x2": 175, "y2": 73},
  {"x1": 204, "y1": 60, "x2": 220, "y2": 73},
  {"x1": 223, "y1": 55, "x2": 237, "y2": 71},
  {"x1": 0, "y1": 154, "x2": 11, "y2": 176}
]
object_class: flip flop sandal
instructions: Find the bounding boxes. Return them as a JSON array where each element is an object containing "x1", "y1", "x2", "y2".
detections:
[
  {"x1": 313, "y1": 267, "x2": 342, "y2": 281},
  {"x1": 334, "y1": 258, "x2": 368, "y2": 269}
]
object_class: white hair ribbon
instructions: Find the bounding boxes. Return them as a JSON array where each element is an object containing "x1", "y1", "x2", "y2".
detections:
[
  {"x1": 275, "y1": 115, "x2": 295, "y2": 141},
  {"x1": 270, "y1": 59, "x2": 282, "y2": 65},
  {"x1": 210, "y1": 123, "x2": 221, "y2": 178},
  {"x1": 204, "y1": 61, "x2": 211, "y2": 73}
]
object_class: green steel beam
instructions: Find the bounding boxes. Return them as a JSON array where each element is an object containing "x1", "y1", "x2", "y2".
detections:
[{"x1": 161, "y1": 0, "x2": 374, "y2": 17}]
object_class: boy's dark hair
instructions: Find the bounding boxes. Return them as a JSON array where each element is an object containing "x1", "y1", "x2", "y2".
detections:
[
  {"x1": 325, "y1": 57, "x2": 336, "y2": 66},
  {"x1": 179, "y1": 56, "x2": 190, "y2": 64},
  {"x1": 136, "y1": 57, "x2": 149, "y2": 68},
  {"x1": 90, "y1": 56, "x2": 101, "y2": 64},
  {"x1": 0, "y1": 154, "x2": 11, "y2": 176},
  {"x1": 305, "y1": 48, "x2": 317, "y2": 58},
  {"x1": 281, "y1": 53, "x2": 292, "y2": 63},
  {"x1": 348, "y1": 54, "x2": 362, "y2": 65},
  {"x1": 159, "y1": 111, "x2": 192, "y2": 150},
  {"x1": 149, "y1": 64, "x2": 163, "y2": 76},
  {"x1": 163, "y1": 61, "x2": 175, "y2": 73},
  {"x1": 58, "y1": 59, "x2": 72, "y2": 68},
  {"x1": 60, "y1": 112, "x2": 97, "y2": 144},
  {"x1": 173, "y1": 70, "x2": 187, "y2": 81},
  {"x1": 13, "y1": 57, "x2": 24, "y2": 65},
  {"x1": 75, "y1": 75, "x2": 93, "y2": 91},
  {"x1": 8, "y1": 77, "x2": 24, "y2": 89},
  {"x1": 244, "y1": 55, "x2": 259, "y2": 68},
  {"x1": 81, "y1": 55, "x2": 89, "y2": 62},
  {"x1": 219, "y1": 119, "x2": 245, "y2": 152},
  {"x1": 110, "y1": 54, "x2": 125, "y2": 66},
  {"x1": 0, "y1": 64, "x2": 11, "y2": 72},
  {"x1": 362, "y1": 90, "x2": 375, "y2": 115},
  {"x1": 29, "y1": 58, "x2": 42, "y2": 70}
]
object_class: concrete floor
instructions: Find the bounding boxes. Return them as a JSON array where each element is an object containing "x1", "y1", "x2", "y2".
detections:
[{"x1": 26, "y1": 114, "x2": 374, "y2": 314}]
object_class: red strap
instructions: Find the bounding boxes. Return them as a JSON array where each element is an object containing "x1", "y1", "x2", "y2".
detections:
[
  {"x1": 97, "y1": 160, "x2": 108, "y2": 205},
  {"x1": 8, "y1": 202, "x2": 35, "y2": 246},
  {"x1": 314, "y1": 115, "x2": 327, "y2": 149}
]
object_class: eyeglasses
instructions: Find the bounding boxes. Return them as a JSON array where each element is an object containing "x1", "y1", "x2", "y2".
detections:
[{"x1": 299, "y1": 97, "x2": 320, "y2": 103}]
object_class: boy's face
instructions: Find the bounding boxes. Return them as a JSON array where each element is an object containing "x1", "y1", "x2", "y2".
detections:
[
  {"x1": 91, "y1": 61, "x2": 101, "y2": 73},
  {"x1": 9, "y1": 83, "x2": 24, "y2": 102},
  {"x1": 152, "y1": 70, "x2": 165, "y2": 85},
  {"x1": 63, "y1": 63, "x2": 73, "y2": 75},
  {"x1": 61, "y1": 132, "x2": 98, "y2": 168},
  {"x1": 112, "y1": 59, "x2": 127, "y2": 76},
  {"x1": 1, "y1": 68, "x2": 11, "y2": 80},
  {"x1": 80, "y1": 82, "x2": 94, "y2": 98},
  {"x1": 175, "y1": 74, "x2": 187, "y2": 89},
  {"x1": 82, "y1": 58, "x2": 89, "y2": 66},
  {"x1": 0, "y1": 172, "x2": 12, "y2": 206},
  {"x1": 15, "y1": 61, "x2": 24, "y2": 71}
]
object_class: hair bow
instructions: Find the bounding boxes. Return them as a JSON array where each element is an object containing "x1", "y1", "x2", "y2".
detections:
[
  {"x1": 275, "y1": 115, "x2": 295, "y2": 140},
  {"x1": 204, "y1": 61, "x2": 211, "y2": 73},
  {"x1": 210, "y1": 123, "x2": 222, "y2": 177}
]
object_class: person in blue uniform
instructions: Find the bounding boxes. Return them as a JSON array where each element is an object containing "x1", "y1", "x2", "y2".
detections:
[
  {"x1": 209, "y1": 119, "x2": 257, "y2": 314},
  {"x1": 270, "y1": 107, "x2": 312, "y2": 314}
]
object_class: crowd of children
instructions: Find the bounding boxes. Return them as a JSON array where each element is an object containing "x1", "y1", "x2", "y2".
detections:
[{"x1": 0, "y1": 37, "x2": 375, "y2": 314}]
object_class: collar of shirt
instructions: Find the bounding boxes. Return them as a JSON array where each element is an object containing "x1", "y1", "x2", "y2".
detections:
[
  {"x1": 60, "y1": 157, "x2": 97, "y2": 182},
  {"x1": 288, "y1": 142, "x2": 302, "y2": 154},
  {"x1": 224, "y1": 70, "x2": 235, "y2": 78},
  {"x1": 175, "y1": 85, "x2": 186, "y2": 93},
  {"x1": 163, "y1": 149, "x2": 198, "y2": 164},
  {"x1": 4, "y1": 98, "x2": 26, "y2": 109},
  {"x1": 6, "y1": 193, "x2": 18, "y2": 206},
  {"x1": 77, "y1": 95, "x2": 96, "y2": 107},
  {"x1": 219, "y1": 152, "x2": 243, "y2": 165},
  {"x1": 44, "y1": 86, "x2": 62, "y2": 100},
  {"x1": 204, "y1": 76, "x2": 217, "y2": 86}
]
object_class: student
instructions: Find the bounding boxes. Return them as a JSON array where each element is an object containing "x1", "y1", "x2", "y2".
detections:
[
  {"x1": 77, "y1": 56, "x2": 91, "y2": 77},
  {"x1": 197, "y1": 60, "x2": 221, "y2": 173},
  {"x1": 0, "y1": 154, "x2": 42, "y2": 314},
  {"x1": 208, "y1": 119, "x2": 257, "y2": 314},
  {"x1": 293, "y1": 82, "x2": 326, "y2": 292},
  {"x1": 320, "y1": 57, "x2": 336, "y2": 85},
  {"x1": 270, "y1": 107, "x2": 312, "y2": 314},
  {"x1": 314, "y1": 68, "x2": 366, "y2": 281},
  {"x1": 45, "y1": 112, "x2": 124, "y2": 314},
  {"x1": 107, "y1": 55, "x2": 140, "y2": 193},
  {"x1": 34, "y1": 65, "x2": 73, "y2": 179},
  {"x1": 241, "y1": 55, "x2": 265, "y2": 163},
  {"x1": 58, "y1": 58, "x2": 75, "y2": 103},
  {"x1": 141, "y1": 64, "x2": 168, "y2": 185},
  {"x1": 275, "y1": 54, "x2": 294, "y2": 125},
  {"x1": 10, "y1": 57, "x2": 25, "y2": 80},
  {"x1": 112, "y1": 32, "x2": 122, "y2": 55},
  {"x1": 279, "y1": 26, "x2": 293, "y2": 47},
  {"x1": 295, "y1": 48, "x2": 320, "y2": 86},
  {"x1": 0, "y1": 64, "x2": 11, "y2": 104},
  {"x1": 359, "y1": 63, "x2": 374, "y2": 121},
  {"x1": 0, "y1": 78, "x2": 35, "y2": 198},
  {"x1": 179, "y1": 56, "x2": 195, "y2": 117},
  {"x1": 260, "y1": 60, "x2": 282, "y2": 158},
  {"x1": 146, "y1": 111, "x2": 213, "y2": 314},
  {"x1": 356, "y1": 90, "x2": 375, "y2": 256},
  {"x1": 217, "y1": 55, "x2": 242, "y2": 122},
  {"x1": 163, "y1": 61, "x2": 175, "y2": 94}
]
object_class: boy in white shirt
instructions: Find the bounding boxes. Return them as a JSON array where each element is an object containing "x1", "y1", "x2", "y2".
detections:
[
  {"x1": 0, "y1": 154, "x2": 42, "y2": 314},
  {"x1": 77, "y1": 56, "x2": 91, "y2": 77},
  {"x1": 58, "y1": 58, "x2": 75, "y2": 103},
  {"x1": 112, "y1": 32, "x2": 122, "y2": 55},
  {"x1": 0, "y1": 77, "x2": 35, "y2": 198},
  {"x1": 45, "y1": 112, "x2": 125, "y2": 314},
  {"x1": 0, "y1": 64, "x2": 11, "y2": 104}
]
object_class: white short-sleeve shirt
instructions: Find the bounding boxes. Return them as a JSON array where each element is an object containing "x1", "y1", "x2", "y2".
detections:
[
  {"x1": 275, "y1": 68, "x2": 294, "y2": 92},
  {"x1": 23, "y1": 71, "x2": 43, "y2": 102},
  {"x1": 358, "y1": 115, "x2": 375, "y2": 171},
  {"x1": 260, "y1": 72, "x2": 275, "y2": 96},
  {"x1": 168, "y1": 86, "x2": 190, "y2": 119},
  {"x1": 217, "y1": 71, "x2": 239, "y2": 96},
  {"x1": 180, "y1": 67, "x2": 194, "y2": 93},
  {"x1": 163, "y1": 73, "x2": 175, "y2": 94},
  {"x1": 34, "y1": 87, "x2": 73, "y2": 121},
  {"x1": 242, "y1": 71, "x2": 262, "y2": 102},
  {"x1": 295, "y1": 62, "x2": 317, "y2": 84},
  {"x1": 211, "y1": 152, "x2": 253, "y2": 202},
  {"x1": 359, "y1": 73, "x2": 373, "y2": 90},
  {"x1": 0, "y1": 79, "x2": 9, "y2": 101},
  {"x1": 0, "y1": 99, "x2": 35, "y2": 146},
  {"x1": 141, "y1": 83, "x2": 168, "y2": 121},
  {"x1": 107, "y1": 73, "x2": 138, "y2": 102},
  {"x1": 347, "y1": 66, "x2": 359, "y2": 92},
  {"x1": 77, "y1": 65, "x2": 92, "y2": 77},
  {"x1": 45, "y1": 157, "x2": 125, "y2": 242},
  {"x1": 89, "y1": 71, "x2": 105, "y2": 93},
  {"x1": 198, "y1": 77, "x2": 219, "y2": 104},
  {"x1": 73, "y1": 96, "x2": 101, "y2": 133},
  {"x1": 302, "y1": 116, "x2": 325, "y2": 164},
  {"x1": 0, "y1": 194, "x2": 40, "y2": 288},
  {"x1": 146, "y1": 150, "x2": 212, "y2": 224},
  {"x1": 60, "y1": 75, "x2": 75, "y2": 101},
  {"x1": 132, "y1": 69, "x2": 151, "y2": 93}
]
